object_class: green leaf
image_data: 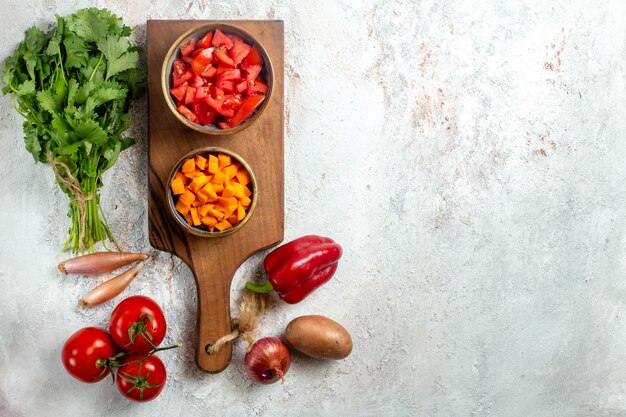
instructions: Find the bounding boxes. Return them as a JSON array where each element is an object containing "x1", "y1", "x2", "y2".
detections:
[
  {"x1": 45, "y1": 39, "x2": 61, "y2": 56},
  {"x1": 66, "y1": 79, "x2": 79, "y2": 106},
  {"x1": 96, "y1": 35, "x2": 129, "y2": 62},
  {"x1": 15, "y1": 80, "x2": 35, "y2": 95},
  {"x1": 75, "y1": 119, "x2": 107, "y2": 146},
  {"x1": 23, "y1": 27, "x2": 48, "y2": 53},
  {"x1": 63, "y1": 35, "x2": 89, "y2": 69},
  {"x1": 117, "y1": 68, "x2": 145, "y2": 99},
  {"x1": 23, "y1": 121, "x2": 42, "y2": 160},
  {"x1": 36, "y1": 89, "x2": 59, "y2": 113},
  {"x1": 106, "y1": 51, "x2": 138, "y2": 80},
  {"x1": 67, "y1": 8, "x2": 110, "y2": 43},
  {"x1": 23, "y1": 53, "x2": 37, "y2": 81}
]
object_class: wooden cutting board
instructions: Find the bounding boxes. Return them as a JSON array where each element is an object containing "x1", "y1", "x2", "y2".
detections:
[{"x1": 146, "y1": 20, "x2": 284, "y2": 373}]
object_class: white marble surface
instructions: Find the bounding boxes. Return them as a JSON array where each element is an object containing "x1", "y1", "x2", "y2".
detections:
[{"x1": 1, "y1": 1, "x2": 626, "y2": 416}]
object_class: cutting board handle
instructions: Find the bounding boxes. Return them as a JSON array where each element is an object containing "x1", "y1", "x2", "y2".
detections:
[{"x1": 192, "y1": 257, "x2": 234, "y2": 373}]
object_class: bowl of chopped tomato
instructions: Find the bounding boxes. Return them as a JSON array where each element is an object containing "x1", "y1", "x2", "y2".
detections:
[
  {"x1": 167, "y1": 147, "x2": 258, "y2": 237},
  {"x1": 162, "y1": 24, "x2": 273, "y2": 134}
]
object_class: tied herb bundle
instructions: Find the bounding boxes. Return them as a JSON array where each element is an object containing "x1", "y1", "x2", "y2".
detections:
[{"x1": 1, "y1": 8, "x2": 145, "y2": 253}]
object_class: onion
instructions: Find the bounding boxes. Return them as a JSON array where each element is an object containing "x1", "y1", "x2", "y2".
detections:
[
  {"x1": 59, "y1": 252, "x2": 148, "y2": 275},
  {"x1": 244, "y1": 337, "x2": 291, "y2": 384},
  {"x1": 79, "y1": 260, "x2": 148, "y2": 307}
]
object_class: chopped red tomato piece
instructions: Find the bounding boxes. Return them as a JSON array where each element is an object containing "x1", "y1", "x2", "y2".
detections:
[
  {"x1": 243, "y1": 65, "x2": 262, "y2": 81},
  {"x1": 195, "y1": 85, "x2": 209, "y2": 101},
  {"x1": 212, "y1": 29, "x2": 233, "y2": 49},
  {"x1": 170, "y1": 85, "x2": 187, "y2": 101},
  {"x1": 247, "y1": 79, "x2": 267, "y2": 95},
  {"x1": 172, "y1": 70, "x2": 193, "y2": 87},
  {"x1": 217, "y1": 80, "x2": 234, "y2": 93},
  {"x1": 180, "y1": 39, "x2": 197, "y2": 56},
  {"x1": 214, "y1": 48, "x2": 235, "y2": 68},
  {"x1": 192, "y1": 48, "x2": 214, "y2": 76},
  {"x1": 235, "y1": 80, "x2": 247, "y2": 93},
  {"x1": 198, "y1": 31, "x2": 214, "y2": 48},
  {"x1": 201, "y1": 65, "x2": 217, "y2": 78},
  {"x1": 184, "y1": 86, "x2": 197, "y2": 105},
  {"x1": 229, "y1": 94, "x2": 265, "y2": 127},
  {"x1": 217, "y1": 121, "x2": 231, "y2": 129},
  {"x1": 206, "y1": 95, "x2": 235, "y2": 118},
  {"x1": 181, "y1": 55, "x2": 194, "y2": 65},
  {"x1": 217, "y1": 69, "x2": 242, "y2": 82},
  {"x1": 242, "y1": 46, "x2": 263, "y2": 66},
  {"x1": 230, "y1": 39, "x2": 251, "y2": 66},
  {"x1": 177, "y1": 105, "x2": 197, "y2": 123}
]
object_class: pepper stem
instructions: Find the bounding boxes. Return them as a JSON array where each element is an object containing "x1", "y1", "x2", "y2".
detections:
[{"x1": 245, "y1": 281, "x2": 274, "y2": 293}]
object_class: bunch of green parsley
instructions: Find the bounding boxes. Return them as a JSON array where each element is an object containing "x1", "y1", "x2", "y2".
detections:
[{"x1": 2, "y1": 8, "x2": 145, "y2": 253}]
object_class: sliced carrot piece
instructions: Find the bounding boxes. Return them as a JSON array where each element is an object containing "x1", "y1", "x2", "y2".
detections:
[
  {"x1": 208, "y1": 155, "x2": 219, "y2": 174},
  {"x1": 184, "y1": 170, "x2": 204, "y2": 179},
  {"x1": 198, "y1": 204, "x2": 214, "y2": 217},
  {"x1": 196, "y1": 190, "x2": 209, "y2": 204},
  {"x1": 190, "y1": 207, "x2": 201, "y2": 226},
  {"x1": 237, "y1": 204, "x2": 246, "y2": 221},
  {"x1": 195, "y1": 155, "x2": 207, "y2": 171},
  {"x1": 201, "y1": 216, "x2": 218, "y2": 228},
  {"x1": 171, "y1": 177, "x2": 185, "y2": 195},
  {"x1": 243, "y1": 185, "x2": 252, "y2": 197},
  {"x1": 176, "y1": 200, "x2": 190, "y2": 215},
  {"x1": 174, "y1": 171, "x2": 188, "y2": 184},
  {"x1": 181, "y1": 158, "x2": 196, "y2": 173},
  {"x1": 213, "y1": 182, "x2": 225, "y2": 193},
  {"x1": 209, "y1": 208, "x2": 225, "y2": 220},
  {"x1": 239, "y1": 195, "x2": 251, "y2": 207},
  {"x1": 201, "y1": 183, "x2": 218, "y2": 202},
  {"x1": 228, "y1": 214, "x2": 239, "y2": 226},
  {"x1": 235, "y1": 168, "x2": 250, "y2": 185},
  {"x1": 189, "y1": 175, "x2": 210, "y2": 192},
  {"x1": 184, "y1": 213, "x2": 193, "y2": 225},
  {"x1": 215, "y1": 220, "x2": 232, "y2": 231},
  {"x1": 212, "y1": 170, "x2": 226, "y2": 185},
  {"x1": 218, "y1": 153, "x2": 231, "y2": 168},
  {"x1": 224, "y1": 165, "x2": 238, "y2": 181},
  {"x1": 179, "y1": 190, "x2": 196, "y2": 207},
  {"x1": 222, "y1": 184, "x2": 236, "y2": 198}
]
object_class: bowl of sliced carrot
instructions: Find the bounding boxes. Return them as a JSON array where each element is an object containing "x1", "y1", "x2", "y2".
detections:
[{"x1": 167, "y1": 147, "x2": 257, "y2": 237}]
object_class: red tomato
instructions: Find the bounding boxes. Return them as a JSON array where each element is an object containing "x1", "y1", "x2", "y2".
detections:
[
  {"x1": 212, "y1": 29, "x2": 233, "y2": 49},
  {"x1": 116, "y1": 354, "x2": 166, "y2": 402},
  {"x1": 179, "y1": 39, "x2": 197, "y2": 56},
  {"x1": 229, "y1": 94, "x2": 266, "y2": 127},
  {"x1": 192, "y1": 48, "x2": 214, "y2": 76},
  {"x1": 230, "y1": 39, "x2": 251, "y2": 66},
  {"x1": 110, "y1": 296, "x2": 167, "y2": 354},
  {"x1": 217, "y1": 69, "x2": 242, "y2": 82},
  {"x1": 169, "y1": 85, "x2": 187, "y2": 101},
  {"x1": 213, "y1": 48, "x2": 235, "y2": 68},
  {"x1": 61, "y1": 327, "x2": 118, "y2": 383},
  {"x1": 242, "y1": 46, "x2": 263, "y2": 66},
  {"x1": 198, "y1": 31, "x2": 214, "y2": 48},
  {"x1": 172, "y1": 70, "x2": 192, "y2": 87},
  {"x1": 184, "y1": 86, "x2": 197, "y2": 105}
]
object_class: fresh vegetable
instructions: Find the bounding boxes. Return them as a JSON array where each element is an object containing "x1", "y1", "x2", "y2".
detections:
[
  {"x1": 246, "y1": 236, "x2": 343, "y2": 303},
  {"x1": 116, "y1": 354, "x2": 166, "y2": 402},
  {"x1": 244, "y1": 337, "x2": 291, "y2": 384},
  {"x1": 168, "y1": 29, "x2": 267, "y2": 129},
  {"x1": 79, "y1": 260, "x2": 148, "y2": 307},
  {"x1": 58, "y1": 252, "x2": 148, "y2": 275},
  {"x1": 61, "y1": 327, "x2": 121, "y2": 383},
  {"x1": 1, "y1": 9, "x2": 145, "y2": 254},
  {"x1": 284, "y1": 315, "x2": 352, "y2": 360},
  {"x1": 171, "y1": 152, "x2": 253, "y2": 232},
  {"x1": 110, "y1": 296, "x2": 166, "y2": 353}
]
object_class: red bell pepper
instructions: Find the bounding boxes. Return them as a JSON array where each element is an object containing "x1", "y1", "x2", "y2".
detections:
[{"x1": 246, "y1": 235, "x2": 343, "y2": 304}]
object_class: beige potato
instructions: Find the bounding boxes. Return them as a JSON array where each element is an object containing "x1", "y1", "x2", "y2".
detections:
[{"x1": 284, "y1": 315, "x2": 352, "y2": 360}]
